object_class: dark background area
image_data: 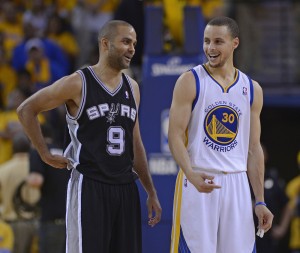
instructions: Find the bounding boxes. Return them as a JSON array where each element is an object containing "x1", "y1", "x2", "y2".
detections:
[{"x1": 261, "y1": 106, "x2": 300, "y2": 183}]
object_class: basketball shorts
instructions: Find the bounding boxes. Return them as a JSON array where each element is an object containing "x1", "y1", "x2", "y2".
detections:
[
  {"x1": 170, "y1": 170, "x2": 256, "y2": 253},
  {"x1": 66, "y1": 169, "x2": 141, "y2": 253}
]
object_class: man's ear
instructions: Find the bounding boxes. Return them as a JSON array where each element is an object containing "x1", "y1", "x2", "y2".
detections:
[
  {"x1": 100, "y1": 37, "x2": 109, "y2": 50},
  {"x1": 233, "y1": 37, "x2": 239, "y2": 50}
]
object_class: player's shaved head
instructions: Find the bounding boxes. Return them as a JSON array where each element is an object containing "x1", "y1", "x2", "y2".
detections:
[{"x1": 98, "y1": 20, "x2": 134, "y2": 43}]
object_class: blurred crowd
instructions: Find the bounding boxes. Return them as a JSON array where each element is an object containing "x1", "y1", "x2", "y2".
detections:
[{"x1": 0, "y1": 0, "x2": 299, "y2": 253}]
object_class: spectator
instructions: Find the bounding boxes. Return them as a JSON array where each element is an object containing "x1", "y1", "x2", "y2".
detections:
[
  {"x1": 45, "y1": 14, "x2": 79, "y2": 71},
  {"x1": 0, "y1": 2, "x2": 23, "y2": 60},
  {"x1": 162, "y1": 0, "x2": 226, "y2": 49},
  {"x1": 23, "y1": 0, "x2": 51, "y2": 37},
  {"x1": 24, "y1": 38, "x2": 66, "y2": 91},
  {"x1": 0, "y1": 89, "x2": 27, "y2": 164},
  {"x1": 0, "y1": 47, "x2": 17, "y2": 109},
  {"x1": 12, "y1": 22, "x2": 69, "y2": 75},
  {"x1": 286, "y1": 150, "x2": 300, "y2": 253},
  {"x1": 51, "y1": 0, "x2": 77, "y2": 18},
  {"x1": 0, "y1": 133, "x2": 39, "y2": 253},
  {"x1": 16, "y1": 69, "x2": 35, "y2": 98},
  {"x1": 71, "y1": 0, "x2": 120, "y2": 67},
  {"x1": 0, "y1": 88, "x2": 45, "y2": 164},
  {"x1": 0, "y1": 218, "x2": 14, "y2": 253}
]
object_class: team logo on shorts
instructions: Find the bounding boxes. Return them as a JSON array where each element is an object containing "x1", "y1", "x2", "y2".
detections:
[{"x1": 204, "y1": 105, "x2": 239, "y2": 146}]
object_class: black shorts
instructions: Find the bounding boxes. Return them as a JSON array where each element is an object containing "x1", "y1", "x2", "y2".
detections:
[{"x1": 66, "y1": 169, "x2": 141, "y2": 253}]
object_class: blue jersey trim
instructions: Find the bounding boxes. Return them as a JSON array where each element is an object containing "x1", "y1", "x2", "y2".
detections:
[
  {"x1": 248, "y1": 76, "x2": 254, "y2": 106},
  {"x1": 179, "y1": 226, "x2": 191, "y2": 253},
  {"x1": 191, "y1": 69, "x2": 200, "y2": 111},
  {"x1": 252, "y1": 241, "x2": 256, "y2": 253}
]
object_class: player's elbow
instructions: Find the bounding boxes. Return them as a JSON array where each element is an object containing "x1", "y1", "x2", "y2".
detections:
[
  {"x1": 17, "y1": 100, "x2": 33, "y2": 122},
  {"x1": 17, "y1": 102, "x2": 26, "y2": 121}
]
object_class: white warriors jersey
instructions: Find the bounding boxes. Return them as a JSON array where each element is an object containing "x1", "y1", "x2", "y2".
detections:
[{"x1": 187, "y1": 64, "x2": 254, "y2": 173}]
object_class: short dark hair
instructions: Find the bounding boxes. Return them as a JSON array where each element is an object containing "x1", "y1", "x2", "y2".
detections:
[
  {"x1": 98, "y1": 20, "x2": 133, "y2": 42},
  {"x1": 207, "y1": 16, "x2": 239, "y2": 39}
]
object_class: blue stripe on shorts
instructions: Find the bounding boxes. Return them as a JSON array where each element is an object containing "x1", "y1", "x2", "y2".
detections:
[{"x1": 179, "y1": 226, "x2": 191, "y2": 253}]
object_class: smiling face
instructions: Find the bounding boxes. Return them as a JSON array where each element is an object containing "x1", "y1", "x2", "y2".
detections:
[
  {"x1": 104, "y1": 25, "x2": 137, "y2": 71},
  {"x1": 203, "y1": 25, "x2": 239, "y2": 68}
]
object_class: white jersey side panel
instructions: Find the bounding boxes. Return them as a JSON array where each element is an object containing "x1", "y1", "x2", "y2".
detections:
[{"x1": 187, "y1": 65, "x2": 253, "y2": 173}]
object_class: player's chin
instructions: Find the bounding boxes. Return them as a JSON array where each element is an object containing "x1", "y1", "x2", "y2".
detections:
[
  {"x1": 208, "y1": 61, "x2": 222, "y2": 68},
  {"x1": 125, "y1": 61, "x2": 131, "y2": 68},
  {"x1": 120, "y1": 63, "x2": 130, "y2": 70}
]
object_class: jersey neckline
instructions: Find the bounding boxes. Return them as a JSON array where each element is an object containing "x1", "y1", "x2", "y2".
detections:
[
  {"x1": 202, "y1": 64, "x2": 240, "y2": 93},
  {"x1": 87, "y1": 66, "x2": 123, "y2": 96}
]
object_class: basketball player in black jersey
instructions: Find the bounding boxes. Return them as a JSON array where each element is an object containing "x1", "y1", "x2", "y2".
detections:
[{"x1": 17, "y1": 20, "x2": 162, "y2": 253}]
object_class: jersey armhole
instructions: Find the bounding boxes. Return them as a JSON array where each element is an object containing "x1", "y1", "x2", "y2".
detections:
[
  {"x1": 123, "y1": 73, "x2": 138, "y2": 111},
  {"x1": 191, "y1": 68, "x2": 200, "y2": 111},
  {"x1": 66, "y1": 70, "x2": 87, "y2": 120},
  {"x1": 247, "y1": 75, "x2": 254, "y2": 106}
]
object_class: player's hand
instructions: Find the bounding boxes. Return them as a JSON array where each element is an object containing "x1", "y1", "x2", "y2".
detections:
[
  {"x1": 255, "y1": 205, "x2": 274, "y2": 233},
  {"x1": 186, "y1": 171, "x2": 221, "y2": 193},
  {"x1": 146, "y1": 193, "x2": 162, "y2": 227},
  {"x1": 42, "y1": 152, "x2": 69, "y2": 169}
]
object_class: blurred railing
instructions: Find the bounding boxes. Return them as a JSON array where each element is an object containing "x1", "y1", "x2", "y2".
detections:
[{"x1": 233, "y1": 1, "x2": 300, "y2": 89}]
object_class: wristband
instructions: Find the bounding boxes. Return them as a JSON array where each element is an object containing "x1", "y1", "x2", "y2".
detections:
[{"x1": 255, "y1": 201, "x2": 267, "y2": 207}]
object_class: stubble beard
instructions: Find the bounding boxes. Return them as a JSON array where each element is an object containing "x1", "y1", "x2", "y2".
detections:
[
  {"x1": 108, "y1": 44, "x2": 129, "y2": 71},
  {"x1": 208, "y1": 62, "x2": 222, "y2": 68}
]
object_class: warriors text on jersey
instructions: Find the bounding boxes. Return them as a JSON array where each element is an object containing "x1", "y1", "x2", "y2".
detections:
[
  {"x1": 64, "y1": 67, "x2": 138, "y2": 184},
  {"x1": 188, "y1": 64, "x2": 254, "y2": 173}
]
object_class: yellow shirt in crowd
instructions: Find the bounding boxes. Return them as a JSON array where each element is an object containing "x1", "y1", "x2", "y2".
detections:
[
  {"x1": 0, "y1": 220, "x2": 13, "y2": 252},
  {"x1": 163, "y1": 0, "x2": 224, "y2": 46},
  {"x1": 286, "y1": 175, "x2": 300, "y2": 250}
]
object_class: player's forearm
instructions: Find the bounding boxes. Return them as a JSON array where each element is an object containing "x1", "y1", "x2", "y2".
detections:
[
  {"x1": 133, "y1": 142, "x2": 157, "y2": 196},
  {"x1": 247, "y1": 145, "x2": 265, "y2": 202},
  {"x1": 168, "y1": 134, "x2": 193, "y2": 179},
  {"x1": 136, "y1": 167, "x2": 157, "y2": 197}
]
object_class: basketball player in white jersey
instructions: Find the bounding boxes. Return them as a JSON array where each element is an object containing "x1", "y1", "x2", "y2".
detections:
[{"x1": 168, "y1": 16, "x2": 273, "y2": 253}]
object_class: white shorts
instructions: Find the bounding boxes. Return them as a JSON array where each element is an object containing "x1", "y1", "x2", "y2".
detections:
[{"x1": 170, "y1": 170, "x2": 256, "y2": 253}]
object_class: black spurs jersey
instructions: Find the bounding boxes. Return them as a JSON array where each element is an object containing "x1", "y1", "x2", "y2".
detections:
[{"x1": 64, "y1": 67, "x2": 138, "y2": 184}]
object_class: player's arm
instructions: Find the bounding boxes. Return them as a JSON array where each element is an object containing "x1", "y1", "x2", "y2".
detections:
[
  {"x1": 168, "y1": 71, "x2": 221, "y2": 193},
  {"x1": 130, "y1": 78, "x2": 162, "y2": 227},
  {"x1": 247, "y1": 80, "x2": 273, "y2": 233},
  {"x1": 17, "y1": 73, "x2": 82, "y2": 169}
]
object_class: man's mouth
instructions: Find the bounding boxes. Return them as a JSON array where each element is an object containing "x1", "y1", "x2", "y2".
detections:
[
  {"x1": 208, "y1": 54, "x2": 220, "y2": 59},
  {"x1": 124, "y1": 55, "x2": 132, "y2": 61}
]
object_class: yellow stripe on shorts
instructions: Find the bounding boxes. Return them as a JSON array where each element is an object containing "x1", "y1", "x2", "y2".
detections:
[{"x1": 170, "y1": 169, "x2": 184, "y2": 253}]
